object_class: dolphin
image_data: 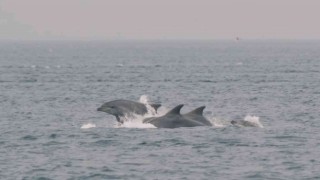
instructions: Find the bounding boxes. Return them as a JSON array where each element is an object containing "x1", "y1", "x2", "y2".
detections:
[
  {"x1": 183, "y1": 106, "x2": 212, "y2": 126},
  {"x1": 143, "y1": 104, "x2": 206, "y2": 128},
  {"x1": 97, "y1": 99, "x2": 161, "y2": 123}
]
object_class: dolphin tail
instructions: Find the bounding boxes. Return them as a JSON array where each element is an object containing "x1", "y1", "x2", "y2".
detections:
[{"x1": 150, "y1": 103, "x2": 161, "y2": 113}]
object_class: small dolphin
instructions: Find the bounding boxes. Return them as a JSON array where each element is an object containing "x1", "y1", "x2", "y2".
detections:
[
  {"x1": 230, "y1": 120, "x2": 259, "y2": 127},
  {"x1": 183, "y1": 106, "x2": 212, "y2": 126},
  {"x1": 143, "y1": 104, "x2": 206, "y2": 128},
  {"x1": 97, "y1": 99, "x2": 161, "y2": 123}
]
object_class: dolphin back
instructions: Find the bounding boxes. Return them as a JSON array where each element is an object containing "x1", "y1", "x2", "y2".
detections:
[
  {"x1": 165, "y1": 104, "x2": 184, "y2": 115},
  {"x1": 183, "y1": 106, "x2": 212, "y2": 126},
  {"x1": 143, "y1": 104, "x2": 207, "y2": 128},
  {"x1": 97, "y1": 99, "x2": 148, "y2": 120},
  {"x1": 185, "y1": 106, "x2": 205, "y2": 116}
]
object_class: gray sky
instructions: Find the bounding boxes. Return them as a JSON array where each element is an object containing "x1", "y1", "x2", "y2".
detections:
[{"x1": 1, "y1": 0, "x2": 320, "y2": 40}]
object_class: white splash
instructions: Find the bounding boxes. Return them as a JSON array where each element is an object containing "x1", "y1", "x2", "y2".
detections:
[
  {"x1": 115, "y1": 113, "x2": 157, "y2": 128},
  {"x1": 81, "y1": 123, "x2": 96, "y2": 129},
  {"x1": 116, "y1": 119, "x2": 156, "y2": 128},
  {"x1": 209, "y1": 117, "x2": 229, "y2": 127},
  {"x1": 114, "y1": 95, "x2": 163, "y2": 129},
  {"x1": 139, "y1": 95, "x2": 149, "y2": 104},
  {"x1": 139, "y1": 95, "x2": 161, "y2": 116},
  {"x1": 244, "y1": 115, "x2": 263, "y2": 128}
]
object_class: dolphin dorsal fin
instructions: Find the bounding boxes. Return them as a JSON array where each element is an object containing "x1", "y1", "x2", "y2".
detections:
[
  {"x1": 166, "y1": 104, "x2": 184, "y2": 115},
  {"x1": 187, "y1": 106, "x2": 205, "y2": 116}
]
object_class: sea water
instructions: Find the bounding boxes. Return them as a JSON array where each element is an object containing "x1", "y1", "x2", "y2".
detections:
[{"x1": 0, "y1": 40, "x2": 320, "y2": 179}]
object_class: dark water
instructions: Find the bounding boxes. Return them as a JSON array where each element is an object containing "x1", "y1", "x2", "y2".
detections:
[{"x1": 1, "y1": 40, "x2": 320, "y2": 179}]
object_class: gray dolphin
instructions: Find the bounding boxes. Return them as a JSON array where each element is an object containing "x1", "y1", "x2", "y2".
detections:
[
  {"x1": 97, "y1": 99, "x2": 161, "y2": 123},
  {"x1": 143, "y1": 104, "x2": 206, "y2": 128},
  {"x1": 183, "y1": 106, "x2": 212, "y2": 126},
  {"x1": 230, "y1": 120, "x2": 259, "y2": 127}
]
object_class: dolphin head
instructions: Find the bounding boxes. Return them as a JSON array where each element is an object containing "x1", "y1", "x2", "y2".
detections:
[{"x1": 97, "y1": 102, "x2": 123, "y2": 117}]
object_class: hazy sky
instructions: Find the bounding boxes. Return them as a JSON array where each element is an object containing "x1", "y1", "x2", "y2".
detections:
[{"x1": 1, "y1": 0, "x2": 320, "y2": 40}]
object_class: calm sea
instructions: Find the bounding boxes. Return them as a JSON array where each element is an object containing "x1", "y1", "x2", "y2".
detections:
[{"x1": 0, "y1": 40, "x2": 319, "y2": 179}]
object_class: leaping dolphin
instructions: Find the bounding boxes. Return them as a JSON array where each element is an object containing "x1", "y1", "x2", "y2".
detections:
[
  {"x1": 97, "y1": 99, "x2": 161, "y2": 123},
  {"x1": 143, "y1": 104, "x2": 207, "y2": 128}
]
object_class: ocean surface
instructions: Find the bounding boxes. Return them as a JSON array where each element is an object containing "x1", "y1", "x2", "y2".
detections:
[{"x1": 0, "y1": 40, "x2": 320, "y2": 180}]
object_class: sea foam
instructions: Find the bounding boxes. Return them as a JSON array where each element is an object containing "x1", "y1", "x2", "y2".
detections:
[
  {"x1": 81, "y1": 123, "x2": 96, "y2": 129},
  {"x1": 116, "y1": 95, "x2": 160, "y2": 129},
  {"x1": 243, "y1": 115, "x2": 263, "y2": 128}
]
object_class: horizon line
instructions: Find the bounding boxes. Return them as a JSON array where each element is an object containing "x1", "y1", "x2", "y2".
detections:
[{"x1": 1, "y1": 37, "x2": 320, "y2": 42}]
